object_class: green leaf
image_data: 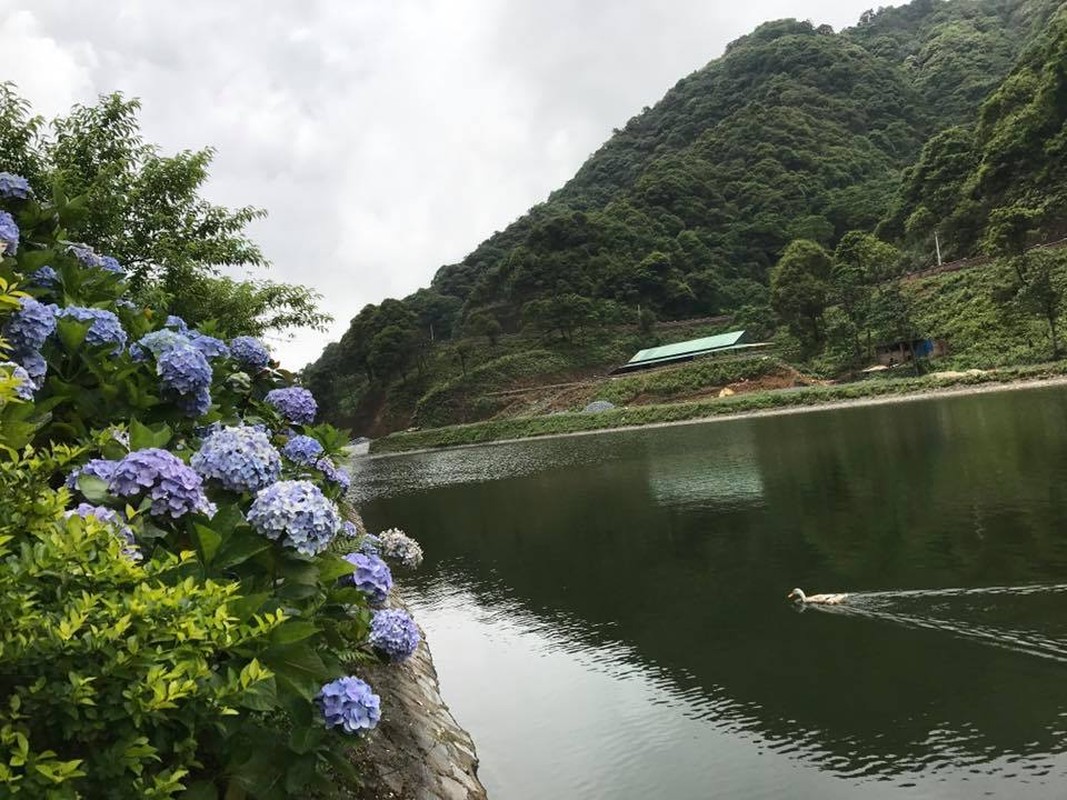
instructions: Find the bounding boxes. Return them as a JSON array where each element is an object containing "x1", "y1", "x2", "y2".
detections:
[
  {"x1": 228, "y1": 592, "x2": 269, "y2": 623},
  {"x1": 261, "y1": 644, "x2": 332, "y2": 701},
  {"x1": 317, "y1": 553, "x2": 356, "y2": 583},
  {"x1": 56, "y1": 318, "x2": 90, "y2": 351},
  {"x1": 77, "y1": 474, "x2": 111, "y2": 504},
  {"x1": 236, "y1": 675, "x2": 277, "y2": 712},
  {"x1": 214, "y1": 528, "x2": 271, "y2": 570},
  {"x1": 278, "y1": 559, "x2": 319, "y2": 586},
  {"x1": 129, "y1": 419, "x2": 172, "y2": 450},
  {"x1": 182, "y1": 781, "x2": 219, "y2": 800},
  {"x1": 193, "y1": 524, "x2": 222, "y2": 565},
  {"x1": 269, "y1": 621, "x2": 319, "y2": 645}
]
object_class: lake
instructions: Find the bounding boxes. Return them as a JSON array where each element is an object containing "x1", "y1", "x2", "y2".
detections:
[{"x1": 352, "y1": 386, "x2": 1067, "y2": 799}]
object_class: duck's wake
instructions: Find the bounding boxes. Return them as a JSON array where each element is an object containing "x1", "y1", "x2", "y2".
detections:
[{"x1": 805, "y1": 583, "x2": 1067, "y2": 664}]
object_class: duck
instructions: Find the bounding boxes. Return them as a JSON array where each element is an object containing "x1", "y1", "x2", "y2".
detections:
[{"x1": 787, "y1": 587, "x2": 848, "y2": 605}]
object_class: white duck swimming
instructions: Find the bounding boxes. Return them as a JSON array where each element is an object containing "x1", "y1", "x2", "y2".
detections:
[{"x1": 787, "y1": 587, "x2": 848, "y2": 606}]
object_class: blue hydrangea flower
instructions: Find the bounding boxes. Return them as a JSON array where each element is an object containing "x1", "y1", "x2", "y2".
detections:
[
  {"x1": 0, "y1": 210, "x2": 19, "y2": 255},
  {"x1": 188, "y1": 331, "x2": 230, "y2": 360},
  {"x1": 342, "y1": 520, "x2": 360, "y2": 537},
  {"x1": 99, "y1": 255, "x2": 124, "y2": 275},
  {"x1": 1, "y1": 361, "x2": 34, "y2": 400},
  {"x1": 282, "y1": 434, "x2": 324, "y2": 465},
  {"x1": 3, "y1": 297, "x2": 56, "y2": 354},
  {"x1": 191, "y1": 425, "x2": 282, "y2": 493},
  {"x1": 64, "y1": 503, "x2": 141, "y2": 561},
  {"x1": 108, "y1": 448, "x2": 216, "y2": 519},
  {"x1": 378, "y1": 528, "x2": 424, "y2": 569},
  {"x1": 65, "y1": 458, "x2": 119, "y2": 489},
  {"x1": 265, "y1": 387, "x2": 317, "y2": 425},
  {"x1": 0, "y1": 172, "x2": 32, "y2": 200},
  {"x1": 368, "y1": 609, "x2": 421, "y2": 662},
  {"x1": 246, "y1": 479, "x2": 340, "y2": 556},
  {"x1": 56, "y1": 306, "x2": 127, "y2": 353},
  {"x1": 177, "y1": 387, "x2": 212, "y2": 418},
  {"x1": 317, "y1": 677, "x2": 380, "y2": 734},
  {"x1": 157, "y1": 345, "x2": 211, "y2": 395},
  {"x1": 165, "y1": 316, "x2": 189, "y2": 332},
  {"x1": 17, "y1": 350, "x2": 46, "y2": 388},
  {"x1": 230, "y1": 336, "x2": 271, "y2": 370},
  {"x1": 317, "y1": 457, "x2": 351, "y2": 492},
  {"x1": 130, "y1": 329, "x2": 191, "y2": 361},
  {"x1": 69, "y1": 244, "x2": 103, "y2": 268},
  {"x1": 29, "y1": 266, "x2": 59, "y2": 287},
  {"x1": 343, "y1": 552, "x2": 392, "y2": 605},
  {"x1": 357, "y1": 533, "x2": 381, "y2": 557}
]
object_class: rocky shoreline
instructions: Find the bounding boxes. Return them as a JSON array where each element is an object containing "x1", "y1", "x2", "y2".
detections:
[{"x1": 343, "y1": 588, "x2": 487, "y2": 800}]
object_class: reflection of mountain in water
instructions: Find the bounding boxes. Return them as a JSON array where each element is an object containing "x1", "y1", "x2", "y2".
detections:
[
  {"x1": 358, "y1": 388, "x2": 1067, "y2": 791},
  {"x1": 646, "y1": 431, "x2": 764, "y2": 508}
]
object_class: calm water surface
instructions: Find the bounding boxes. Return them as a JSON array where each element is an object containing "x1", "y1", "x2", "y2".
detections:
[{"x1": 352, "y1": 387, "x2": 1067, "y2": 799}]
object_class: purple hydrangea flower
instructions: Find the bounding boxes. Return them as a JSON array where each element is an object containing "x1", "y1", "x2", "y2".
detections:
[
  {"x1": 3, "y1": 297, "x2": 56, "y2": 354},
  {"x1": 317, "y1": 677, "x2": 380, "y2": 734},
  {"x1": 246, "y1": 479, "x2": 340, "y2": 556},
  {"x1": 0, "y1": 173, "x2": 32, "y2": 200},
  {"x1": 157, "y1": 345, "x2": 211, "y2": 395},
  {"x1": 65, "y1": 458, "x2": 119, "y2": 490},
  {"x1": 265, "y1": 387, "x2": 317, "y2": 425},
  {"x1": 282, "y1": 434, "x2": 324, "y2": 465},
  {"x1": 64, "y1": 503, "x2": 141, "y2": 561},
  {"x1": 17, "y1": 350, "x2": 46, "y2": 388},
  {"x1": 1, "y1": 361, "x2": 34, "y2": 400},
  {"x1": 165, "y1": 315, "x2": 189, "y2": 332},
  {"x1": 69, "y1": 244, "x2": 103, "y2": 268},
  {"x1": 342, "y1": 520, "x2": 361, "y2": 537},
  {"x1": 188, "y1": 331, "x2": 230, "y2": 360},
  {"x1": 177, "y1": 387, "x2": 212, "y2": 418},
  {"x1": 191, "y1": 425, "x2": 282, "y2": 493},
  {"x1": 99, "y1": 255, "x2": 124, "y2": 275},
  {"x1": 378, "y1": 528, "x2": 424, "y2": 569},
  {"x1": 56, "y1": 306, "x2": 127, "y2": 352},
  {"x1": 368, "y1": 609, "x2": 421, "y2": 662},
  {"x1": 0, "y1": 210, "x2": 19, "y2": 255},
  {"x1": 317, "y1": 457, "x2": 351, "y2": 492},
  {"x1": 230, "y1": 336, "x2": 271, "y2": 370},
  {"x1": 130, "y1": 328, "x2": 191, "y2": 361},
  {"x1": 29, "y1": 266, "x2": 59, "y2": 287},
  {"x1": 343, "y1": 552, "x2": 392, "y2": 605},
  {"x1": 357, "y1": 533, "x2": 381, "y2": 557},
  {"x1": 108, "y1": 448, "x2": 216, "y2": 519}
]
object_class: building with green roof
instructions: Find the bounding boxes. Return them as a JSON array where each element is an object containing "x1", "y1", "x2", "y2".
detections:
[{"x1": 613, "y1": 330, "x2": 767, "y2": 373}]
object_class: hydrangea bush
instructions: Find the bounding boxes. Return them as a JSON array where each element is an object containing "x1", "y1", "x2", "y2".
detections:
[{"x1": 0, "y1": 173, "x2": 426, "y2": 798}]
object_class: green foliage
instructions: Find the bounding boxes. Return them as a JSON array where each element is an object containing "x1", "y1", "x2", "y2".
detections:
[{"x1": 770, "y1": 239, "x2": 832, "y2": 344}]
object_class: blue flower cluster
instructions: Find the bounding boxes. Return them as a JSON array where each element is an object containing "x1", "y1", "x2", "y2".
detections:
[
  {"x1": 357, "y1": 533, "x2": 381, "y2": 557},
  {"x1": 281, "y1": 434, "x2": 323, "y2": 465},
  {"x1": 68, "y1": 244, "x2": 123, "y2": 275},
  {"x1": 29, "y1": 266, "x2": 59, "y2": 287},
  {"x1": 188, "y1": 331, "x2": 230, "y2": 360},
  {"x1": 65, "y1": 458, "x2": 119, "y2": 490},
  {"x1": 108, "y1": 448, "x2": 216, "y2": 519},
  {"x1": 378, "y1": 528, "x2": 424, "y2": 569},
  {"x1": 1, "y1": 361, "x2": 34, "y2": 400},
  {"x1": 317, "y1": 458, "x2": 351, "y2": 492},
  {"x1": 65, "y1": 503, "x2": 141, "y2": 562},
  {"x1": 230, "y1": 336, "x2": 271, "y2": 370},
  {"x1": 178, "y1": 388, "x2": 212, "y2": 417},
  {"x1": 56, "y1": 306, "x2": 127, "y2": 353},
  {"x1": 157, "y1": 345, "x2": 211, "y2": 395},
  {"x1": 191, "y1": 425, "x2": 282, "y2": 493},
  {"x1": 165, "y1": 316, "x2": 189, "y2": 332},
  {"x1": 0, "y1": 172, "x2": 32, "y2": 200},
  {"x1": 3, "y1": 297, "x2": 56, "y2": 354},
  {"x1": 343, "y1": 552, "x2": 392, "y2": 605},
  {"x1": 99, "y1": 256, "x2": 124, "y2": 275},
  {"x1": 317, "y1": 676, "x2": 380, "y2": 734},
  {"x1": 265, "y1": 387, "x2": 317, "y2": 425},
  {"x1": 131, "y1": 329, "x2": 189, "y2": 360},
  {"x1": 0, "y1": 210, "x2": 19, "y2": 255},
  {"x1": 368, "y1": 609, "x2": 421, "y2": 662},
  {"x1": 246, "y1": 479, "x2": 340, "y2": 556}
]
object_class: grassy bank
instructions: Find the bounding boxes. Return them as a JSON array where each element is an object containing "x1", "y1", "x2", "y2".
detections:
[{"x1": 370, "y1": 362, "x2": 1067, "y2": 454}]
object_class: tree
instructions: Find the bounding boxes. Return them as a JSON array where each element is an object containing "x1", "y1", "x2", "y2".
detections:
[
  {"x1": 770, "y1": 239, "x2": 832, "y2": 344},
  {"x1": 0, "y1": 86, "x2": 328, "y2": 338},
  {"x1": 466, "y1": 312, "x2": 502, "y2": 346},
  {"x1": 831, "y1": 232, "x2": 901, "y2": 362}
]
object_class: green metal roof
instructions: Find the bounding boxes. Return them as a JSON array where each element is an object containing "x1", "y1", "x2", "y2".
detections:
[{"x1": 627, "y1": 330, "x2": 747, "y2": 365}]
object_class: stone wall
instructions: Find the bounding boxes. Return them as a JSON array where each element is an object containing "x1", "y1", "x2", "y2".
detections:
[{"x1": 343, "y1": 589, "x2": 488, "y2": 800}]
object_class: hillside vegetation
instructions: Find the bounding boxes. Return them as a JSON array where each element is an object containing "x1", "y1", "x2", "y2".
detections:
[{"x1": 308, "y1": 0, "x2": 1067, "y2": 436}]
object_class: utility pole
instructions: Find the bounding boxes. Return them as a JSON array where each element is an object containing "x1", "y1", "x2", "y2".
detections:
[
  {"x1": 934, "y1": 231, "x2": 943, "y2": 267},
  {"x1": 429, "y1": 323, "x2": 435, "y2": 342}
]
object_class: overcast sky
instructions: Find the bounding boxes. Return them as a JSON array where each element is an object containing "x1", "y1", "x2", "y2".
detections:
[{"x1": 1, "y1": 0, "x2": 887, "y2": 368}]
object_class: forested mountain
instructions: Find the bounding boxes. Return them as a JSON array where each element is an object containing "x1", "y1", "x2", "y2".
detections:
[{"x1": 307, "y1": 0, "x2": 1066, "y2": 430}]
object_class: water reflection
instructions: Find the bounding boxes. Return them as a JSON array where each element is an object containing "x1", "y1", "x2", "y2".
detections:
[{"x1": 356, "y1": 387, "x2": 1067, "y2": 799}]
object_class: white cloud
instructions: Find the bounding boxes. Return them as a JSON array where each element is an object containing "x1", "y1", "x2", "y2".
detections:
[{"x1": 0, "y1": 0, "x2": 886, "y2": 367}]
